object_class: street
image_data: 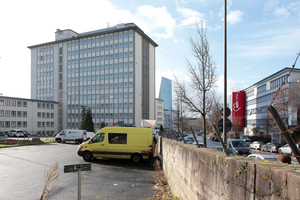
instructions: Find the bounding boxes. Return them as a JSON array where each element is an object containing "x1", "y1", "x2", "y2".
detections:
[{"x1": 0, "y1": 143, "x2": 155, "y2": 200}]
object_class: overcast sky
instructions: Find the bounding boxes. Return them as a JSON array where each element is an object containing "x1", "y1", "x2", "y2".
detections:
[{"x1": 1, "y1": 0, "x2": 299, "y2": 99}]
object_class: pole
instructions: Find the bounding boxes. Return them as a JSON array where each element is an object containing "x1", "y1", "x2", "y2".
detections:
[
  {"x1": 268, "y1": 105, "x2": 300, "y2": 164},
  {"x1": 223, "y1": 0, "x2": 228, "y2": 142},
  {"x1": 69, "y1": 95, "x2": 72, "y2": 129},
  {"x1": 78, "y1": 169, "x2": 81, "y2": 200}
]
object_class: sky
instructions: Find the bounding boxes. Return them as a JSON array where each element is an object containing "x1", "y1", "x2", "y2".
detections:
[{"x1": 0, "y1": 0, "x2": 300, "y2": 100}]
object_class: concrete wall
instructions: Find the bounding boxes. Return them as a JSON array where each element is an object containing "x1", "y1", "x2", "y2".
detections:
[{"x1": 160, "y1": 138, "x2": 300, "y2": 200}]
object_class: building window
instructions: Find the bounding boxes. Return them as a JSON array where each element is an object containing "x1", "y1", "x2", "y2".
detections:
[
  {"x1": 11, "y1": 111, "x2": 16, "y2": 117},
  {"x1": 37, "y1": 103, "x2": 41, "y2": 108},
  {"x1": 17, "y1": 121, "x2": 22, "y2": 127},
  {"x1": 37, "y1": 122, "x2": 41, "y2": 127},
  {"x1": 5, "y1": 110, "x2": 10, "y2": 117},
  {"x1": 23, "y1": 121, "x2": 27, "y2": 128},
  {"x1": 11, "y1": 100, "x2": 16, "y2": 107},
  {"x1": 257, "y1": 84, "x2": 266, "y2": 94},
  {"x1": 17, "y1": 111, "x2": 22, "y2": 117},
  {"x1": 5, "y1": 121, "x2": 10, "y2": 128},
  {"x1": 0, "y1": 110, "x2": 3, "y2": 117},
  {"x1": 5, "y1": 100, "x2": 10, "y2": 106},
  {"x1": 23, "y1": 111, "x2": 27, "y2": 118},
  {"x1": 23, "y1": 101, "x2": 27, "y2": 107},
  {"x1": 37, "y1": 112, "x2": 41, "y2": 118}
]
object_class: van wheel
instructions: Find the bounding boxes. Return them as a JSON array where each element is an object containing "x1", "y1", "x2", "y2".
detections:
[
  {"x1": 83, "y1": 151, "x2": 93, "y2": 162},
  {"x1": 56, "y1": 138, "x2": 61, "y2": 143},
  {"x1": 131, "y1": 154, "x2": 142, "y2": 163}
]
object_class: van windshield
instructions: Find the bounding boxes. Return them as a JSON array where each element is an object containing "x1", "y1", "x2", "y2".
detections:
[
  {"x1": 232, "y1": 141, "x2": 248, "y2": 147},
  {"x1": 60, "y1": 131, "x2": 66, "y2": 135},
  {"x1": 91, "y1": 133, "x2": 105, "y2": 143}
]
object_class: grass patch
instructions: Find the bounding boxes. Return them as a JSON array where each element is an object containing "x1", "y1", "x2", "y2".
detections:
[{"x1": 0, "y1": 138, "x2": 56, "y2": 148}]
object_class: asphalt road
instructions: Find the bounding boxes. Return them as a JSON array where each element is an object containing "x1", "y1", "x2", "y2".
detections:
[{"x1": 0, "y1": 143, "x2": 156, "y2": 200}]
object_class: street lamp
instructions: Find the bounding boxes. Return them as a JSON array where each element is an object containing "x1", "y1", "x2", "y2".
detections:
[{"x1": 53, "y1": 89, "x2": 74, "y2": 129}]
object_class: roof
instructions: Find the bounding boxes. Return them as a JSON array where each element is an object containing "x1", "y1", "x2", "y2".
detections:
[
  {"x1": 243, "y1": 67, "x2": 300, "y2": 91},
  {"x1": 28, "y1": 23, "x2": 158, "y2": 48}
]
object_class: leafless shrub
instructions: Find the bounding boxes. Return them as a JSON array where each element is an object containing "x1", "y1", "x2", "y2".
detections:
[{"x1": 40, "y1": 162, "x2": 59, "y2": 200}]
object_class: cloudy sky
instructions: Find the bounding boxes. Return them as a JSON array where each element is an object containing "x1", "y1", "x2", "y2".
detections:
[{"x1": 0, "y1": 0, "x2": 299, "y2": 99}]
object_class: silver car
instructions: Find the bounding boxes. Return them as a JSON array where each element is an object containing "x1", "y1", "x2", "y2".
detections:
[
  {"x1": 249, "y1": 141, "x2": 265, "y2": 150},
  {"x1": 278, "y1": 144, "x2": 300, "y2": 155},
  {"x1": 247, "y1": 154, "x2": 278, "y2": 161}
]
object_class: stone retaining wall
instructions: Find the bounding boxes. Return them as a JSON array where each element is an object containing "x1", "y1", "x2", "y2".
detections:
[{"x1": 160, "y1": 138, "x2": 300, "y2": 200}]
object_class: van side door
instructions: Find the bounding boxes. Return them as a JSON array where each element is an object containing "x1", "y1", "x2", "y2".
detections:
[
  {"x1": 89, "y1": 133, "x2": 107, "y2": 158},
  {"x1": 106, "y1": 133, "x2": 128, "y2": 159}
]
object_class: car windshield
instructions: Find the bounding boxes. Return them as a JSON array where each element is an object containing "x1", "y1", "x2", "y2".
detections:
[
  {"x1": 232, "y1": 141, "x2": 248, "y2": 147},
  {"x1": 265, "y1": 158, "x2": 278, "y2": 161}
]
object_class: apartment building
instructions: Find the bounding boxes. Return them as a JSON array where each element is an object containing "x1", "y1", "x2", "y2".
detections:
[
  {"x1": 0, "y1": 96, "x2": 58, "y2": 135},
  {"x1": 28, "y1": 23, "x2": 158, "y2": 130}
]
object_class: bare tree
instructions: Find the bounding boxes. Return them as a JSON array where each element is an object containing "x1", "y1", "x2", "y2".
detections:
[
  {"x1": 174, "y1": 21, "x2": 218, "y2": 147},
  {"x1": 172, "y1": 97, "x2": 190, "y2": 133}
]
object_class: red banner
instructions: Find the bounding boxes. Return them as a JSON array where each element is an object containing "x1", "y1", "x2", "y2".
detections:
[{"x1": 232, "y1": 91, "x2": 246, "y2": 131}]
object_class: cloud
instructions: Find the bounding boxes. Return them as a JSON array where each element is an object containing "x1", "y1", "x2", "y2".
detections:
[
  {"x1": 177, "y1": 7, "x2": 205, "y2": 27},
  {"x1": 134, "y1": 5, "x2": 176, "y2": 40},
  {"x1": 273, "y1": 8, "x2": 290, "y2": 18},
  {"x1": 227, "y1": 10, "x2": 244, "y2": 25},
  {"x1": 264, "y1": 0, "x2": 279, "y2": 11}
]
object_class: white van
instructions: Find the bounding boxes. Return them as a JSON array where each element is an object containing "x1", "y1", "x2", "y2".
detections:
[
  {"x1": 86, "y1": 132, "x2": 95, "y2": 141},
  {"x1": 55, "y1": 130, "x2": 87, "y2": 144}
]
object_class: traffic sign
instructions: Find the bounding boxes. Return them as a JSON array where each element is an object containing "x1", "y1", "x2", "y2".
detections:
[
  {"x1": 221, "y1": 107, "x2": 231, "y2": 117},
  {"x1": 218, "y1": 118, "x2": 232, "y2": 132},
  {"x1": 64, "y1": 164, "x2": 91, "y2": 173}
]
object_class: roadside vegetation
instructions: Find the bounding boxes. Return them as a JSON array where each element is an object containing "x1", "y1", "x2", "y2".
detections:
[{"x1": 0, "y1": 138, "x2": 55, "y2": 148}]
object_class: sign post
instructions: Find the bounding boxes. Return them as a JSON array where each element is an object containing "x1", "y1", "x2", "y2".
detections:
[{"x1": 64, "y1": 164, "x2": 91, "y2": 200}]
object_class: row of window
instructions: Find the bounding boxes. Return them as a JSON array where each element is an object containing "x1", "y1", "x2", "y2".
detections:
[
  {"x1": 0, "y1": 110, "x2": 27, "y2": 118},
  {"x1": 59, "y1": 93, "x2": 134, "y2": 100},
  {"x1": 38, "y1": 46, "x2": 53, "y2": 53},
  {"x1": 257, "y1": 84, "x2": 266, "y2": 94},
  {"x1": 67, "y1": 31, "x2": 134, "y2": 48},
  {"x1": 37, "y1": 112, "x2": 54, "y2": 118},
  {"x1": 270, "y1": 74, "x2": 288, "y2": 89},
  {"x1": 37, "y1": 103, "x2": 55, "y2": 109},
  {"x1": 67, "y1": 52, "x2": 133, "y2": 64},
  {"x1": 68, "y1": 42, "x2": 133, "y2": 55},
  {"x1": 68, "y1": 71, "x2": 133, "y2": 81},
  {"x1": 37, "y1": 121, "x2": 54, "y2": 127},
  {"x1": 68, "y1": 62, "x2": 134, "y2": 71},
  {"x1": 247, "y1": 106, "x2": 268, "y2": 115},
  {"x1": 37, "y1": 63, "x2": 53, "y2": 69},
  {"x1": 0, "y1": 99, "x2": 27, "y2": 107},
  {"x1": 38, "y1": 54, "x2": 53, "y2": 61},
  {"x1": 0, "y1": 121, "x2": 27, "y2": 128}
]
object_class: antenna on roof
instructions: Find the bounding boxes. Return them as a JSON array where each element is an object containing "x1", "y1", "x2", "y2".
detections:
[{"x1": 106, "y1": 22, "x2": 111, "y2": 28}]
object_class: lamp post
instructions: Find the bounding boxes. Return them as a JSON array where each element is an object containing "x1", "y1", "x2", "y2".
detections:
[{"x1": 53, "y1": 89, "x2": 73, "y2": 129}]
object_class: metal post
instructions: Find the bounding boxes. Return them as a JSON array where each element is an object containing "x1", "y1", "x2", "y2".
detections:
[
  {"x1": 78, "y1": 169, "x2": 81, "y2": 200},
  {"x1": 223, "y1": 0, "x2": 228, "y2": 142}
]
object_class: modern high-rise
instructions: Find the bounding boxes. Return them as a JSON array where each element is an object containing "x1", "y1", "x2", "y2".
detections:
[
  {"x1": 158, "y1": 77, "x2": 172, "y2": 110},
  {"x1": 28, "y1": 23, "x2": 158, "y2": 131}
]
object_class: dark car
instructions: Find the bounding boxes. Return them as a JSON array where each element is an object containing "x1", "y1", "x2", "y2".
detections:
[{"x1": 261, "y1": 142, "x2": 282, "y2": 153}]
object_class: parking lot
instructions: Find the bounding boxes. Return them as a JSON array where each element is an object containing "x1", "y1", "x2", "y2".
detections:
[{"x1": 0, "y1": 143, "x2": 156, "y2": 200}]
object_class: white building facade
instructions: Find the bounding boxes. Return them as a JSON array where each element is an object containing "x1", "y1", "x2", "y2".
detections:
[
  {"x1": 155, "y1": 98, "x2": 164, "y2": 128},
  {"x1": 244, "y1": 67, "x2": 300, "y2": 138},
  {"x1": 0, "y1": 96, "x2": 59, "y2": 135},
  {"x1": 28, "y1": 23, "x2": 158, "y2": 131}
]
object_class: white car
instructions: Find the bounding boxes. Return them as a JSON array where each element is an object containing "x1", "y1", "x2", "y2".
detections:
[
  {"x1": 278, "y1": 144, "x2": 300, "y2": 155},
  {"x1": 8, "y1": 129, "x2": 25, "y2": 137},
  {"x1": 249, "y1": 141, "x2": 265, "y2": 150},
  {"x1": 247, "y1": 154, "x2": 278, "y2": 161}
]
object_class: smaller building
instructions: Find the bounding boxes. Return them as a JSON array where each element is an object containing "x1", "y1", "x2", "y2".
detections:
[
  {"x1": 155, "y1": 98, "x2": 164, "y2": 128},
  {"x1": 0, "y1": 96, "x2": 59, "y2": 136}
]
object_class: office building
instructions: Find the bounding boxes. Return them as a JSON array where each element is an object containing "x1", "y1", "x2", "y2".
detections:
[
  {"x1": 158, "y1": 77, "x2": 172, "y2": 110},
  {"x1": 0, "y1": 96, "x2": 58, "y2": 135},
  {"x1": 155, "y1": 98, "x2": 164, "y2": 128},
  {"x1": 244, "y1": 67, "x2": 300, "y2": 141},
  {"x1": 28, "y1": 23, "x2": 158, "y2": 130}
]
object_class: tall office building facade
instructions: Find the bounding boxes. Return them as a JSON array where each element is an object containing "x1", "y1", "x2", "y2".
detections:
[
  {"x1": 28, "y1": 23, "x2": 158, "y2": 130},
  {"x1": 158, "y1": 77, "x2": 172, "y2": 130}
]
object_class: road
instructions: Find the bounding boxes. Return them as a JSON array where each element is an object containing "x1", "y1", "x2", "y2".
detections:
[{"x1": 0, "y1": 143, "x2": 155, "y2": 200}]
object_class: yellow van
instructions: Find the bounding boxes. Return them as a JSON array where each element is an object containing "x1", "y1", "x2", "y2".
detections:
[{"x1": 77, "y1": 127, "x2": 153, "y2": 163}]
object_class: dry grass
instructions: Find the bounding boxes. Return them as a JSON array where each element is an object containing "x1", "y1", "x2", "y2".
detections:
[
  {"x1": 149, "y1": 158, "x2": 179, "y2": 200},
  {"x1": 40, "y1": 162, "x2": 59, "y2": 200}
]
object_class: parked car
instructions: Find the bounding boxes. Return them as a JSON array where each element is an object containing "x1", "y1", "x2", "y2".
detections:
[
  {"x1": 23, "y1": 131, "x2": 31, "y2": 137},
  {"x1": 278, "y1": 144, "x2": 300, "y2": 155},
  {"x1": 184, "y1": 136, "x2": 194, "y2": 142},
  {"x1": 261, "y1": 142, "x2": 282, "y2": 153},
  {"x1": 8, "y1": 129, "x2": 25, "y2": 137},
  {"x1": 226, "y1": 139, "x2": 251, "y2": 156},
  {"x1": 240, "y1": 136, "x2": 249, "y2": 140},
  {"x1": 247, "y1": 154, "x2": 278, "y2": 161},
  {"x1": 209, "y1": 147, "x2": 239, "y2": 155},
  {"x1": 249, "y1": 141, "x2": 265, "y2": 150}
]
